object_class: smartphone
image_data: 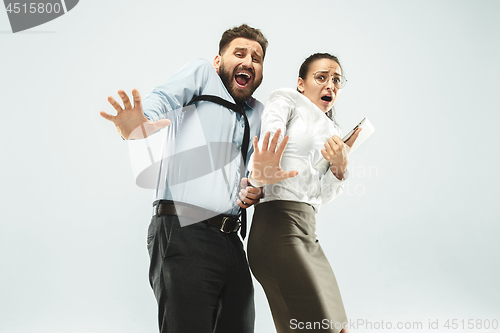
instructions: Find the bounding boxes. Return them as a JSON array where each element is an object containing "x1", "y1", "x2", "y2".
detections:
[
  {"x1": 342, "y1": 118, "x2": 366, "y2": 143},
  {"x1": 313, "y1": 117, "x2": 375, "y2": 174}
]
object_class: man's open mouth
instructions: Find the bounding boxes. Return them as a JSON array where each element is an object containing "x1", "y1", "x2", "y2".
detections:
[
  {"x1": 235, "y1": 71, "x2": 252, "y2": 88},
  {"x1": 321, "y1": 95, "x2": 333, "y2": 102}
]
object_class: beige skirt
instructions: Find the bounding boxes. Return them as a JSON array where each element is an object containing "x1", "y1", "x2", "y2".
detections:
[{"x1": 248, "y1": 200, "x2": 347, "y2": 333}]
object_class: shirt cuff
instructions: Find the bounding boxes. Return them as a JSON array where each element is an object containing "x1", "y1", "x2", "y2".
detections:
[
  {"x1": 248, "y1": 172, "x2": 265, "y2": 187},
  {"x1": 325, "y1": 167, "x2": 349, "y2": 183}
]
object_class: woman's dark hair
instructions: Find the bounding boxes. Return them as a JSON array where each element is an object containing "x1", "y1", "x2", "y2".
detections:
[
  {"x1": 297, "y1": 53, "x2": 343, "y2": 127},
  {"x1": 219, "y1": 24, "x2": 268, "y2": 59}
]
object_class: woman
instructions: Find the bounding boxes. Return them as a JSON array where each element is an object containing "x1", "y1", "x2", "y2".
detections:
[{"x1": 247, "y1": 53, "x2": 360, "y2": 333}]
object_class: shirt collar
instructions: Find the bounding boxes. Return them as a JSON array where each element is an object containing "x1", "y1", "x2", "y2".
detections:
[{"x1": 242, "y1": 96, "x2": 257, "y2": 111}]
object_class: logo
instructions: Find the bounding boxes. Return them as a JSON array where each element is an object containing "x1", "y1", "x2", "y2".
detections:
[
  {"x1": 128, "y1": 104, "x2": 245, "y2": 227},
  {"x1": 4, "y1": 0, "x2": 79, "y2": 33}
]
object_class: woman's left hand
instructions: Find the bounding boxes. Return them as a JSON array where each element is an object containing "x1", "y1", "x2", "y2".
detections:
[{"x1": 321, "y1": 128, "x2": 361, "y2": 180}]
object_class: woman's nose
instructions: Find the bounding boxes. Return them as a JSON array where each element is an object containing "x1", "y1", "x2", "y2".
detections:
[{"x1": 325, "y1": 77, "x2": 335, "y2": 90}]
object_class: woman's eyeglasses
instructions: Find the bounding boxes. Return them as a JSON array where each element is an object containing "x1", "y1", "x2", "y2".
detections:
[{"x1": 312, "y1": 71, "x2": 347, "y2": 89}]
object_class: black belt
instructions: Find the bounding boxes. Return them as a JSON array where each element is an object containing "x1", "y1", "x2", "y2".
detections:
[{"x1": 153, "y1": 201, "x2": 240, "y2": 234}]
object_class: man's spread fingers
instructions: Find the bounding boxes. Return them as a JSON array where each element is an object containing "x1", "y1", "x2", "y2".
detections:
[
  {"x1": 118, "y1": 90, "x2": 132, "y2": 109},
  {"x1": 132, "y1": 88, "x2": 142, "y2": 110},
  {"x1": 107, "y1": 96, "x2": 123, "y2": 113},
  {"x1": 99, "y1": 111, "x2": 114, "y2": 121}
]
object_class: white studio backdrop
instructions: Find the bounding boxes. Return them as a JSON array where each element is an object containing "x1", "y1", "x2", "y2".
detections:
[{"x1": 1, "y1": 0, "x2": 499, "y2": 332}]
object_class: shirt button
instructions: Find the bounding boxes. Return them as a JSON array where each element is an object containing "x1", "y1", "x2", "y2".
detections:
[{"x1": 241, "y1": 123, "x2": 244, "y2": 127}]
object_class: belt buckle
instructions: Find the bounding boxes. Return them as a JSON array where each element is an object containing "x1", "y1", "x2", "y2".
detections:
[
  {"x1": 220, "y1": 217, "x2": 241, "y2": 233},
  {"x1": 220, "y1": 217, "x2": 232, "y2": 233}
]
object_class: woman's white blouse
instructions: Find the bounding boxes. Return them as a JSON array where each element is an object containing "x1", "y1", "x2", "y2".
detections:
[{"x1": 255, "y1": 88, "x2": 348, "y2": 212}]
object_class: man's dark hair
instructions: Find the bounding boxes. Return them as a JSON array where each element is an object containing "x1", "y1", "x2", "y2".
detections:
[{"x1": 219, "y1": 24, "x2": 268, "y2": 59}]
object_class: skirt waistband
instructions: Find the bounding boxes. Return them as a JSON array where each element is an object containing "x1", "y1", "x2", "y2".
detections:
[{"x1": 256, "y1": 200, "x2": 315, "y2": 214}]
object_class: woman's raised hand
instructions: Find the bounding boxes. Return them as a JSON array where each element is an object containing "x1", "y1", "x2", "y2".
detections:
[{"x1": 249, "y1": 129, "x2": 298, "y2": 186}]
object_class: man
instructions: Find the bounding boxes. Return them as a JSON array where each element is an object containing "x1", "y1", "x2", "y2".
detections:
[{"x1": 100, "y1": 25, "x2": 291, "y2": 333}]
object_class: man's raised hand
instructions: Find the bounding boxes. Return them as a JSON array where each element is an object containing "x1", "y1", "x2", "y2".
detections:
[
  {"x1": 100, "y1": 89, "x2": 171, "y2": 140},
  {"x1": 249, "y1": 129, "x2": 298, "y2": 186}
]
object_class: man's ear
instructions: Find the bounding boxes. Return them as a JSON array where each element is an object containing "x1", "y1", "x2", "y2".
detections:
[
  {"x1": 297, "y1": 77, "x2": 304, "y2": 93},
  {"x1": 213, "y1": 55, "x2": 221, "y2": 74}
]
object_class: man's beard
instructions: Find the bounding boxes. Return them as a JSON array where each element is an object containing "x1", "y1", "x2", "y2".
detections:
[{"x1": 218, "y1": 61, "x2": 262, "y2": 105}]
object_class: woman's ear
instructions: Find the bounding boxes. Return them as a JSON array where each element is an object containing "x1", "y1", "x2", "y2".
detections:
[{"x1": 297, "y1": 77, "x2": 304, "y2": 93}]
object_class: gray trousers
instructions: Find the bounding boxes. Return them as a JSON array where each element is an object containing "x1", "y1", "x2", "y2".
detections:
[{"x1": 248, "y1": 200, "x2": 347, "y2": 333}]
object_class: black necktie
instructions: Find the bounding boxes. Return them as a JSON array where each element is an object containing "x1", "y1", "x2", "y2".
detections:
[{"x1": 188, "y1": 95, "x2": 250, "y2": 238}]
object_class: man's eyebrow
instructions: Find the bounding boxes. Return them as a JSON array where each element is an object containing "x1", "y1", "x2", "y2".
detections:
[{"x1": 234, "y1": 47, "x2": 262, "y2": 59}]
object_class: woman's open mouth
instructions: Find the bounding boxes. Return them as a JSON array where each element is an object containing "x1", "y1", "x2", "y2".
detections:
[{"x1": 321, "y1": 95, "x2": 333, "y2": 103}]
